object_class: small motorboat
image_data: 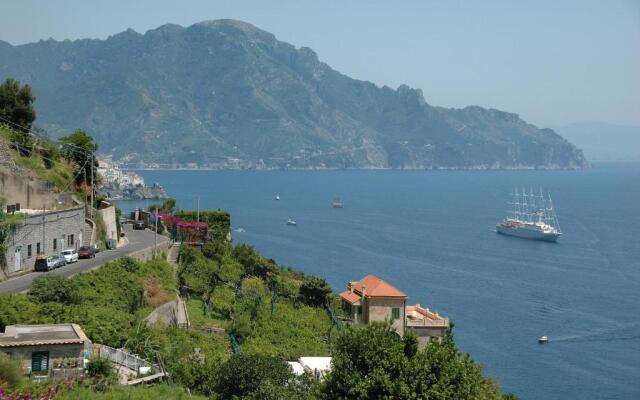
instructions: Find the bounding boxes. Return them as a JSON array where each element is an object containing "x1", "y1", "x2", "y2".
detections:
[
  {"x1": 538, "y1": 336, "x2": 549, "y2": 344},
  {"x1": 332, "y1": 196, "x2": 343, "y2": 208},
  {"x1": 275, "y1": 195, "x2": 280, "y2": 200},
  {"x1": 286, "y1": 218, "x2": 297, "y2": 226}
]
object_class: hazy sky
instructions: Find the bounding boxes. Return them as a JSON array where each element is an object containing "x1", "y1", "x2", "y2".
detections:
[{"x1": 1, "y1": 0, "x2": 639, "y2": 127}]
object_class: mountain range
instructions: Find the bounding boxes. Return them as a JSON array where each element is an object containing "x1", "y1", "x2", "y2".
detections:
[{"x1": 0, "y1": 20, "x2": 588, "y2": 169}]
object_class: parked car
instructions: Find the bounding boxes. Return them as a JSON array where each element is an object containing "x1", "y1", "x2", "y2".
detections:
[
  {"x1": 90, "y1": 244, "x2": 99, "y2": 253},
  {"x1": 61, "y1": 249, "x2": 79, "y2": 263},
  {"x1": 78, "y1": 245, "x2": 97, "y2": 259},
  {"x1": 133, "y1": 220, "x2": 146, "y2": 230},
  {"x1": 54, "y1": 255, "x2": 67, "y2": 268},
  {"x1": 35, "y1": 255, "x2": 64, "y2": 271}
]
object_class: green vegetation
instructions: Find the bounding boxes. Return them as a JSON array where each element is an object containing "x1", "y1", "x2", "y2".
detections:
[
  {"x1": 63, "y1": 385, "x2": 207, "y2": 400},
  {"x1": 0, "y1": 257, "x2": 175, "y2": 346},
  {"x1": 148, "y1": 198, "x2": 176, "y2": 213},
  {"x1": 0, "y1": 124, "x2": 76, "y2": 192},
  {"x1": 0, "y1": 352, "x2": 23, "y2": 389},
  {"x1": 0, "y1": 229, "x2": 513, "y2": 399},
  {"x1": 59, "y1": 129, "x2": 98, "y2": 187},
  {"x1": 29, "y1": 275, "x2": 81, "y2": 304},
  {"x1": 175, "y1": 210, "x2": 231, "y2": 242},
  {"x1": 0, "y1": 78, "x2": 35, "y2": 134},
  {"x1": 323, "y1": 323, "x2": 510, "y2": 400}
]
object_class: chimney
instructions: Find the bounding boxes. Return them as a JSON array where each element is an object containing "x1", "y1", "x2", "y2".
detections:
[{"x1": 361, "y1": 284, "x2": 367, "y2": 300}]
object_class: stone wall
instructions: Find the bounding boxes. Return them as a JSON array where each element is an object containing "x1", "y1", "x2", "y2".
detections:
[
  {"x1": 363, "y1": 297, "x2": 406, "y2": 335},
  {"x1": 2, "y1": 206, "x2": 85, "y2": 276},
  {"x1": 0, "y1": 343, "x2": 87, "y2": 377},
  {"x1": 410, "y1": 326, "x2": 448, "y2": 348},
  {"x1": 0, "y1": 170, "x2": 62, "y2": 210},
  {"x1": 127, "y1": 239, "x2": 171, "y2": 263},
  {"x1": 99, "y1": 206, "x2": 118, "y2": 241}
]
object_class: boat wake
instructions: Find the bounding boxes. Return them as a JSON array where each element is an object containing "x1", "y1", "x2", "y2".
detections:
[{"x1": 547, "y1": 327, "x2": 640, "y2": 344}]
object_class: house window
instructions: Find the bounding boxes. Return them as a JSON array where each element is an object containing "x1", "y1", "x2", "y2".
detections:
[
  {"x1": 68, "y1": 234, "x2": 74, "y2": 247},
  {"x1": 392, "y1": 307, "x2": 400, "y2": 320},
  {"x1": 31, "y1": 351, "x2": 49, "y2": 372},
  {"x1": 36, "y1": 242, "x2": 41, "y2": 255},
  {"x1": 53, "y1": 238, "x2": 57, "y2": 251},
  {"x1": 27, "y1": 244, "x2": 32, "y2": 258}
]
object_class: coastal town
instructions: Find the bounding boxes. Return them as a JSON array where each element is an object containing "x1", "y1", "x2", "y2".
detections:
[{"x1": 97, "y1": 157, "x2": 168, "y2": 200}]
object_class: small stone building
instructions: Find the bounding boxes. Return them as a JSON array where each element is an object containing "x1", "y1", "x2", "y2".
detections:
[
  {"x1": 3, "y1": 206, "x2": 85, "y2": 276},
  {"x1": 0, "y1": 324, "x2": 92, "y2": 379},
  {"x1": 339, "y1": 274, "x2": 449, "y2": 347}
]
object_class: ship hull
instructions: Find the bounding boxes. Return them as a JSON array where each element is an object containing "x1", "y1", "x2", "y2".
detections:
[{"x1": 496, "y1": 225, "x2": 560, "y2": 242}]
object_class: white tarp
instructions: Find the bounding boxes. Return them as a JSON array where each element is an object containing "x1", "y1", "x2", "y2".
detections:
[{"x1": 287, "y1": 361, "x2": 305, "y2": 376}]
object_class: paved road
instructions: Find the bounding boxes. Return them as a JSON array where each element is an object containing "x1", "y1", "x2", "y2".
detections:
[{"x1": 0, "y1": 224, "x2": 167, "y2": 294}]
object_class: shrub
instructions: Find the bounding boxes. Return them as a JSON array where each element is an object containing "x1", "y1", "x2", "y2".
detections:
[
  {"x1": 117, "y1": 256, "x2": 140, "y2": 273},
  {"x1": 214, "y1": 353, "x2": 294, "y2": 399},
  {"x1": 29, "y1": 275, "x2": 80, "y2": 304},
  {"x1": 202, "y1": 240, "x2": 230, "y2": 262},
  {"x1": 299, "y1": 276, "x2": 332, "y2": 307},
  {"x1": 0, "y1": 352, "x2": 23, "y2": 388},
  {"x1": 86, "y1": 357, "x2": 113, "y2": 378}
]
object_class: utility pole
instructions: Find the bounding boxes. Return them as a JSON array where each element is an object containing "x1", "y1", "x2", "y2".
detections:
[
  {"x1": 42, "y1": 204, "x2": 46, "y2": 256},
  {"x1": 90, "y1": 154, "x2": 95, "y2": 217},
  {"x1": 154, "y1": 207, "x2": 158, "y2": 258}
]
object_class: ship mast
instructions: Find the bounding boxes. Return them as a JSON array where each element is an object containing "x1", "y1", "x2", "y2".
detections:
[
  {"x1": 548, "y1": 193, "x2": 562, "y2": 233},
  {"x1": 511, "y1": 186, "x2": 520, "y2": 220},
  {"x1": 539, "y1": 188, "x2": 548, "y2": 225}
]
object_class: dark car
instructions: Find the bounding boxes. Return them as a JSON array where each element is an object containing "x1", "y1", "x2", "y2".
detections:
[
  {"x1": 35, "y1": 255, "x2": 64, "y2": 271},
  {"x1": 78, "y1": 245, "x2": 97, "y2": 259},
  {"x1": 133, "y1": 220, "x2": 146, "y2": 230}
]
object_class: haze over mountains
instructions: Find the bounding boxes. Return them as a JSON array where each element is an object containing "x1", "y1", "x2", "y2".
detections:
[
  {"x1": 554, "y1": 122, "x2": 640, "y2": 162},
  {"x1": 0, "y1": 19, "x2": 588, "y2": 169}
]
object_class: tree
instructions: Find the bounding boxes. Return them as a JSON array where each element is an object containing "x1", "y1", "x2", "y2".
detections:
[
  {"x1": 148, "y1": 198, "x2": 176, "y2": 213},
  {"x1": 322, "y1": 324, "x2": 510, "y2": 400},
  {"x1": 0, "y1": 78, "x2": 36, "y2": 133},
  {"x1": 233, "y1": 244, "x2": 277, "y2": 279},
  {"x1": 322, "y1": 324, "x2": 410, "y2": 399},
  {"x1": 214, "y1": 353, "x2": 295, "y2": 399},
  {"x1": 299, "y1": 276, "x2": 332, "y2": 307},
  {"x1": 29, "y1": 275, "x2": 80, "y2": 304},
  {"x1": 59, "y1": 129, "x2": 98, "y2": 186}
]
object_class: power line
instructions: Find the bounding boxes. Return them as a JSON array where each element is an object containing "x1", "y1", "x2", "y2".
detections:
[{"x1": 0, "y1": 116, "x2": 97, "y2": 155}]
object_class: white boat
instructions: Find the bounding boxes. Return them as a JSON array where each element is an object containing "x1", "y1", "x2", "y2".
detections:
[
  {"x1": 332, "y1": 196, "x2": 343, "y2": 208},
  {"x1": 538, "y1": 335, "x2": 549, "y2": 344},
  {"x1": 496, "y1": 187, "x2": 562, "y2": 242},
  {"x1": 275, "y1": 195, "x2": 280, "y2": 201},
  {"x1": 286, "y1": 218, "x2": 297, "y2": 226}
]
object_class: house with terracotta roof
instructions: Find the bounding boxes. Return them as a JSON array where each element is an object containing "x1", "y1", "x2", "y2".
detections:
[
  {"x1": 339, "y1": 275, "x2": 449, "y2": 346},
  {"x1": 339, "y1": 274, "x2": 408, "y2": 334},
  {"x1": 0, "y1": 324, "x2": 92, "y2": 380}
]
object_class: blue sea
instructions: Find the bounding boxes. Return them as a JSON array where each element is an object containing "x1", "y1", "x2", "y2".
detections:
[{"x1": 117, "y1": 164, "x2": 640, "y2": 400}]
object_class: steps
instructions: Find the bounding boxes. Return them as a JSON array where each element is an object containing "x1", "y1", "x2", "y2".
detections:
[
  {"x1": 83, "y1": 219, "x2": 94, "y2": 246},
  {"x1": 167, "y1": 242, "x2": 180, "y2": 265}
]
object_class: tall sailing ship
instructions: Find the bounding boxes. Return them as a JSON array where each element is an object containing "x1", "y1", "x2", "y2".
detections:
[{"x1": 496, "y1": 187, "x2": 562, "y2": 242}]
